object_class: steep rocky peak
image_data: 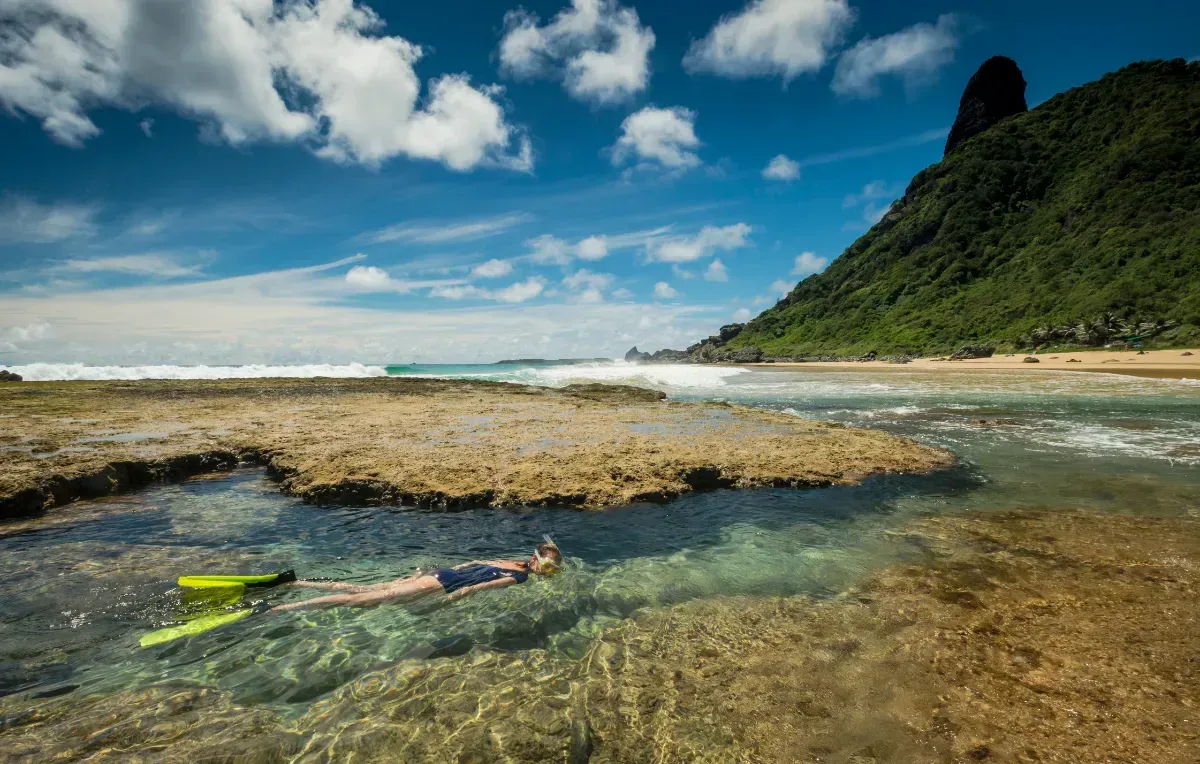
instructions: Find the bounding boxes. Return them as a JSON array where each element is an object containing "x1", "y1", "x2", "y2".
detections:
[{"x1": 944, "y1": 56, "x2": 1028, "y2": 155}]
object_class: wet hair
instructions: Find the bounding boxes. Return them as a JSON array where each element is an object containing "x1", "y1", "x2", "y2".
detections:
[{"x1": 535, "y1": 542, "x2": 563, "y2": 570}]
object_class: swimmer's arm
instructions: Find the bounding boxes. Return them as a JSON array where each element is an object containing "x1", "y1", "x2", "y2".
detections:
[{"x1": 445, "y1": 577, "x2": 518, "y2": 602}]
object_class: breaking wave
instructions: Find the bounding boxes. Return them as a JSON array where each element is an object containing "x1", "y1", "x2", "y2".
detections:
[{"x1": 0, "y1": 363, "x2": 389, "y2": 381}]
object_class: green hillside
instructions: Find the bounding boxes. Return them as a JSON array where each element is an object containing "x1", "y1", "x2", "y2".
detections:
[{"x1": 730, "y1": 59, "x2": 1200, "y2": 357}]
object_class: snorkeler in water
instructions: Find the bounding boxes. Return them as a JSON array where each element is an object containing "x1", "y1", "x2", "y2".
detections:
[
  {"x1": 139, "y1": 538, "x2": 566, "y2": 647},
  {"x1": 271, "y1": 538, "x2": 564, "y2": 612}
]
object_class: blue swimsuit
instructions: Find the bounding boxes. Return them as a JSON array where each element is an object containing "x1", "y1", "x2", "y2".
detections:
[{"x1": 433, "y1": 564, "x2": 528, "y2": 594}]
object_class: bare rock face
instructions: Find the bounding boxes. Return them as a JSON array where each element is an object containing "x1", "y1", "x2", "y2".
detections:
[
  {"x1": 624, "y1": 346, "x2": 651, "y2": 363},
  {"x1": 949, "y1": 345, "x2": 995, "y2": 360},
  {"x1": 944, "y1": 56, "x2": 1028, "y2": 156}
]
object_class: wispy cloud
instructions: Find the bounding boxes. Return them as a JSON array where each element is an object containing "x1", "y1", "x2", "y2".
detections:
[
  {"x1": 0, "y1": 255, "x2": 727, "y2": 363},
  {"x1": 798, "y1": 127, "x2": 948, "y2": 168},
  {"x1": 832, "y1": 15, "x2": 961, "y2": 98},
  {"x1": 359, "y1": 213, "x2": 534, "y2": 245},
  {"x1": 344, "y1": 264, "x2": 464, "y2": 293},
  {"x1": 0, "y1": 197, "x2": 98, "y2": 244},
  {"x1": 429, "y1": 276, "x2": 547, "y2": 303},
  {"x1": 50, "y1": 253, "x2": 210, "y2": 279}
]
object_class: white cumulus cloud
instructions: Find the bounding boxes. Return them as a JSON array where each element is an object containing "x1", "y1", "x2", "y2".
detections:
[
  {"x1": 770, "y1": 279, "x2": 792, "y2": 297},
  {"x1": 562, "y1": 269, "x2": 614, "y2": 291},
  {"x1": 732, "y1": 308, "x2": 751, "y2": 322},
  {"x1": 649, "y1": 223, "x2": 752, "y2": 263},
  {"x1": 498, "y1": 0, "x2": 655, "y2": 104},
  {"x1": 791, "y1": 251, "x2": 828, "y2": 276},
  {"x1": 611, "y1": 106, "x2": 701, "y2": 171},
  {"x1": 653, "y1": 281, "x2": 678, "y2": 299},
  {"x1": 832, "y1": 14, "x2": 960, "y2": 98},
  {"x1": 345, "y1": 265, "x2": 393, "y2": 290},
  {"x1": 525, "y1": 234, "x2": 574, "y2": 265},
  {"x1": 704, "y1": 258, "x2": 728, "y2": 282},
  {"x1": 683, "y1": 0, "x2": 855, "y2": 81},
  {"x1": 762, "y1": 154, "x2": 800, "y2": 181},
  {"x1": 0, "y1": 0, "x2": 531, "y2": 171},
  {"x1": 492, "y1": 277, "x2": 547, "y2": 303},
  {"x1": 576, "y1": 235, "x2": 609, "y2": 260},
  {"x1": 471, "y1": 259, "x2": 514, "y2": 279}
]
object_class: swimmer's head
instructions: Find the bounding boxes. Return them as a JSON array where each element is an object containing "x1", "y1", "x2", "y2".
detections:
[{"x1": 531, "y1": 537, "x2": 563, "y2": 575}]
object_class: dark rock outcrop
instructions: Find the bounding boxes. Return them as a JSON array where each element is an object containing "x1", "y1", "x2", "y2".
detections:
[
  {"x1": 948, "y1": 345, "x2": 995, "y2": 360},
  {"x1": 0, "y1": 370, "x2": 22, "y2": 382},
  {"x1": 649, "y1": 349, "x2": 691, "y2": 363},
  {"x1": 624, "y1": 346, "x2": 651, "y2": 363},
  {"x1": 944, "y1": 56, "x2": 1028, "y2": 155},
  {"x1": 731, "y1": 347, "x2": 763, "y2": 363},
  {"x1": 718, "y1": 323, "x2": 745, "y2": 343},
  {"x1": 1022, "y1": 356, "x2": 1040, "y2": 363}
]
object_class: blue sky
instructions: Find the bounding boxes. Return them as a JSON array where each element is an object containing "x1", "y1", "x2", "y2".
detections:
[{"x1": 0, "y1": 0, "x2": 1195, "y2": 364}]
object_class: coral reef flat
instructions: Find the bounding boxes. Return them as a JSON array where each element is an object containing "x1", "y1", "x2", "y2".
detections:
[{"x1": 0, "y1": 377, "x2": 952, "y2": 517}]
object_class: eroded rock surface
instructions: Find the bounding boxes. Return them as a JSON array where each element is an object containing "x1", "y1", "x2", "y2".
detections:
[{"x1": 0, "y1": 377, "x2": 951, "y2": 517}]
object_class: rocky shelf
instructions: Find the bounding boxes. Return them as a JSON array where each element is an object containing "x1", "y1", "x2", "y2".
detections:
[{"x1": 0, "y1": 377, "x2": 953, "y2": 518}]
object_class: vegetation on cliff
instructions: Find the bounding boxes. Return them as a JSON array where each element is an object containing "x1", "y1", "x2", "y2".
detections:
[{"x1": 730, "y1": 59, "x2": 1200, "y2": 357}]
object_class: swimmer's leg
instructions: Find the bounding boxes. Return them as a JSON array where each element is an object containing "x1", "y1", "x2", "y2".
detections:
[
  {"x1": 291, "y1": 581, "x2": 374, "y2": 593},
  {"x1": 274, "y1": 576, "x2": 442, "y2": 612}
]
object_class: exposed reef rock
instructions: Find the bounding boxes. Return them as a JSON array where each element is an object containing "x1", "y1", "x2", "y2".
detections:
[
  {"x1": 0, "y1": 378, "x2": 953, "y2": 518},
  {"x1": 948, "y1": 345, "x2": 996, "y2": 360},
  {"x1": 944, "y1": 55, "x2": 1028, "y2": 155},
  {"x1": 623, "y1": 346, "x2": 651, "y2": 363},
  {"x1": 0, "y1": 370, "x2": 22, "y2": 382}
]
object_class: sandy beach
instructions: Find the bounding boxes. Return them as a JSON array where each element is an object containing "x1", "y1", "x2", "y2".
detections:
[
  {"x1": 758, "y1": 348, "x2": 1200, "y2": 379},
  {"x1": 0, "y1": 377, "x2": 951, "y2": 518}
]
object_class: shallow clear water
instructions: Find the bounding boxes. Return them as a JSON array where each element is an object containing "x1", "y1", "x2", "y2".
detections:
[{"x1": 2, "y1": 365, "x2": 1199, "y2": 736}]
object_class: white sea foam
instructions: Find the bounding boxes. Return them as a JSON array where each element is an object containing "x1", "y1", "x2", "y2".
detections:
[
  {"x1": 523, "y1": 362, "x2": 748, "y2": 389},
  {"x1": 0, "y1": 362, "x2": 389, "y2": 381},
  {"x1": 420, "y1": 362, "x2": 750, "y2": 390}
]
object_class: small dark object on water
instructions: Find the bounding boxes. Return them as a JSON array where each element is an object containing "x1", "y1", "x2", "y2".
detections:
[
  {"x1": 0, "y1": 370, "x2": 21, "y2": 382},
  {"x1": 1022, "y1": 357, "x2": 1039, "y2": 363},
  {"x1": 967, "y1": 744, "x2": 992, "y2": 760}
]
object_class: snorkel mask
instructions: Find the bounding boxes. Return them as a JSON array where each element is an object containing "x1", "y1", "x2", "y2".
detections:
[{"x1": 535, "y1": 534, "x2": 563, "y2": 575}]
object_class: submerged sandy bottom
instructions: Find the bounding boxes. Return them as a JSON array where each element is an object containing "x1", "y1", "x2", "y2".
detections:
[
  {"x1": 3, "y1": 506, "x2": 1195, "y2": 763},
  {"x1": 0, "y1": 377, "x2": 950, "y2": 516}
]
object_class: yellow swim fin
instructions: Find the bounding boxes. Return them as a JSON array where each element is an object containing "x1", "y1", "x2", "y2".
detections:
[
  {"x1": 139, "y1": 610, "x2": 252, "y2": 648},
  {"x1": 177, "y1": 570, "x2": 296, "y2": 589}
]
